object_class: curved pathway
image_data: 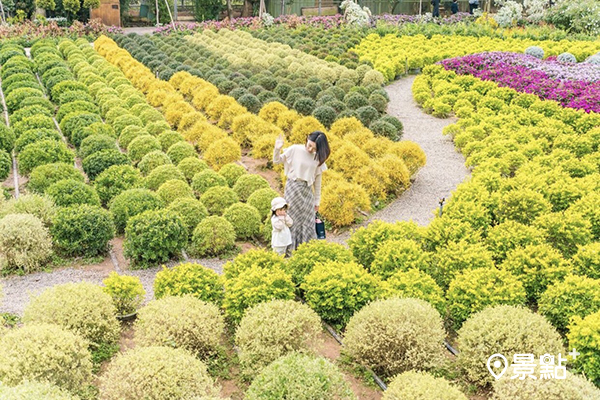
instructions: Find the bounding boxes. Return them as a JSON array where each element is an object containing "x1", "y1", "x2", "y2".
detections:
[
  {"x1": 0, "y1": 75, "x2": 470, "y2": 315},
  {"x1": 328, "y1": 75, "x2": 470, "y2": 243}
]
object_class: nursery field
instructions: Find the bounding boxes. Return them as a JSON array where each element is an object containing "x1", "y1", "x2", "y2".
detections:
[{"x1": 0, "y1": 15, "x2": 599, "y2": 400}]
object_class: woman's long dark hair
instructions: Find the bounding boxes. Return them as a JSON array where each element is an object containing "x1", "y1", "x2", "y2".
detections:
[{"x1": 308, "y1": 131, "x2": 330, "y2": 166}]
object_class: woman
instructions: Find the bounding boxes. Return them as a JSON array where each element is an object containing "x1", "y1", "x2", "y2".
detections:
[{"x1": 273, "y1": 131, "x2": 330, "y2": 255}]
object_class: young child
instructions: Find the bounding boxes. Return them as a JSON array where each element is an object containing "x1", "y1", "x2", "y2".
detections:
[{"x1": 271, "y1": 197, "x2": 293, "y2": 256}]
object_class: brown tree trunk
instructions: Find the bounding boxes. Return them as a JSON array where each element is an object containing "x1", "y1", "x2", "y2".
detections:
[
  {"x1": 226, "y1": 0, "x2": 232, "y2": 18},
  {"x1": 242, "y1": 0, "x2": 253, "y2": 16}
]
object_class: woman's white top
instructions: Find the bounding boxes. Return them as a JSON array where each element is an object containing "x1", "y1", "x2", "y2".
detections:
[
  {"x1": 273, "y1": 144, "x2": 328, "y2": 206},
  {"x1": 271, "y1": 215, "x2": 293, "y2": 247}
]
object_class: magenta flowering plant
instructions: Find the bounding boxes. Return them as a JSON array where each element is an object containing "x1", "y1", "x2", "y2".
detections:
[{"x1": 440, "y1": 52, "x2": 600, "y2": 113}]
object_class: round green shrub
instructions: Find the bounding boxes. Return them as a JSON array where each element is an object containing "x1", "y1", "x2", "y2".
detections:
[
  {"x1": 192, "y1": 169, "x2": 228, "y2": 195},
  {"x1": 82, "y1": 149, "x2": 130, "y2": 181},
  {"x1": 447, "y1": 267, "x2": 527, "y2": 329},
  {"x1": 385, "y1": 268, "x2": 445, "y2": 315},
  {"x1": 539, "y1": 274, "x2": 600, "y2": 333},
  {"x1": 23, "y1": 282, "x2": 120, "y2": 349},
  {"x1": 235, "y1": 300, "x2": 322, "y2": 378},
  {"x1": 157, "y1": 130, "x2": 185, "y2": 152},
  {"x1": 46, "y1": 179, "x2": 101, "y2": 207},
  {"x1": 166, "y1": 197, "x2": 208, "y2": 237},
  {"x1": 497, "y1": 188, "x2": 552, "y2": 225},
  {"x1": 501, "y1": 243, "x2": 572, "y2": 302},
  {"x1": 287, "y1": 240, "x2": 354, "y2": 287},
  {"x1": 109, "y1": 188, "x2": 163, "y2": 234},
  {"x1": 247, "y1": 187, "x2": 279, "y2": 220},
  {"x1": 94, "y1": 164, "x2": 142, "y2": 206},
  {"x1": 154, "y1": 262, "x2": 224, "y2": 305},
  {"x1": 200, "y1": 186, "x2": 239, "y2": 215},
  {"x1": 370, "y1": 238, "x2": 430, "y2": 279},
  {"x1": 156, "y1": 179, "x2": 194, "y2": 205},
  {"x1": 137, "y1": 150, "x2": 172, "y2": 175},
  {"x1": 5, "y1": 87, "x2": 43, "y2": 113},
  {"x1": 223, "y1": 264, "x2": 295, "y2": 323},
  {"x1": 457, "y1": 305, "x2": 564, "y2": 387},
  {"x1": 112, "y1": 114, "x2": 143, "y2": 137},
  {"x1": 344, "y1": 92, "x2": 368, "y2": 110},
  {"x1": 145, "y1": 164, "x2": 186, "y2": 191},
  {"x1": 431, "y1": 240, "x2": 494, "y2": 289},
  {"x1": 190, "y1": 215, "x2": 236, "y2": 257},
  {"x1": 233, "y1": 174, "x2": 270, "y2": 202},
  {"x1": 218, "y1": 162, "x2": 247, "y2": 187},
  {"x1": 222, "y1": 249, "x2": 286, "y2": 280},
  {"x1": 379, "y1": 114, "x2": 404, "y2": 135},
  {"x1": 0, "y1": 149, "x2": 10, "y2": 181},
  {"x1": 534, "y1": 212, "x2": 592, "y2": 258},
  {"x1": 55, "y1": 100, "x2": 99, "y2": 123},
  {"x1": 98, "y1": 346, "x2": 220, "y2": 400},
  {"x1": 485, "y1": 220, "x2": 545, "y2": 262},
  {"x1": 0, "y1": 381, "x2": 79, "y2": 400},
  {"x1": 348, "y1": 220, "x2": 423, "y2": 268},
  {"x1": 135, "y1": 295, "x2": 224, "y2": 359},
  {"x1": 166, "y1": 141, "x2": 196, "y2": 165},
  {"x1": 302, "y1": 261, "x2": 382, "y2": 327},
  {"x1": 245, "y1": 353, "x2": 356, "y2": 400},
  {"x1": 18, "y1": 140, "x2": 74, "y2": 176},
  {"x1": 0, "y1": 124, "x2": 15, "y2": 153},
  {"x1": 383, "y1": 371, "x2": 468, "y2": 400},
  {"x1": 344, "y1": 297, "x2": 444, "y2": 378},
  {"x1": 370, "y1": 120, "x2": 398, "y2": 141},
  {"x1": 61, "y1": 113, "x2": 103, "y2": 146},
  {"x1": 0, "y1": 213, "x2": 52, "y2": 274},
  {"x1": 573, "y1": 242, "x2": 600, "y2": 279},
  {"x1": 28, "y1": 162, "x2": 83, "y2": 193},
  {"x1": 178, "y1": 156, "x2": 209, "y2": 182},
  {"x1": 0, "y1": 193, "x2": 56, "y2": 227},
  {"x1": 118, "y1": 125, "x2": 146, "y2": 150},
  {"x1": 127, "y1": 135, "x2": 161, "y2": 165},
  {"x1": 124, "y1": 209, "x2": 187, "y2": 268},
  {"x1": 312, "y1": 105, "x2": 337, "y2": 128},
  {"x1": 79, "y1": 134, "x2": 118, "y2": 160},
  {"x1": 491, "y1": 370, "x2": 600, "y2": 400},
  {"x1": 222, "y1": 202, "x2": 261, "y2": 240},
  {"x1": 51, "y1": 204, "x2": 114, "y2": 257},
  {"x1": 238, "y1": 93, "x2": 262, "y2": 114},
  {"x1": 0, "y1": 324, "x2": 93, "y2": 394},
  {"x1": 15, "y1": 128, "x2": 62, "y2": 153}
]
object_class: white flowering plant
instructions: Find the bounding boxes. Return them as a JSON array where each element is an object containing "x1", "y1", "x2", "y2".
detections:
[
  {"x1": 340, "y1": 0, "x2": 372, "y2": 27},
  {"x1": 494, "y1": 0, "x2": 523, "y2": 28}
]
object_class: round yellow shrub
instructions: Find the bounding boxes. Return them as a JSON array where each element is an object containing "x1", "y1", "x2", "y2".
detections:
[
  {"x1": 135, "y1": 295, "x2": 225, "y2": 360},
  {"x1": 206, "y1": 95, "x2": 237, "y2": 121},
  {"x1": 235, "y1": 299, "x2": 322, "y2": 378},
  {"x1": 183, "y1": 121, "x2": 227, "y2": 152},
  {"x1": 203, "y1": 137, "x2": 241, "y2": 170},
  {"x1": 328, "y1": 142, "x2": 370, "y2": 179},
  {"x1": 376, "y1": 155, "x2": 411, "y2": 193},
  {"x1": 258, "y1": 101, "x2": 288, "y2": 124},
  {"x1": 388, "y1": 141, "x2": 427, "y2": 175},
  {"x1": 22, "y1": 282, "x2": 120, "y2": 349},
  {"x1": 0, "y1": 323, "x2": 93, "y2": 393},
  {"x1": 99, "y1": 346, "x2": 220, "y2": 400},
  {"x1": 383, "y1": 371, "x2": 468, "y2": 400},
  {"x1": 275, "y1": 109, "x2": 301, "y2": 135},
  {"x1": 385, "y1": 268, "x2": 445, "y2": 314},
  {"x1": 343, "y1": 297, "x2": 445, "y2": 378},
  {"x1": 329, "y1": 116, "x2": 364, "y2": 137},
  {"x1": 289, "y1": 116, "x2": 325, "y2": 145},
  {"x1": 320, "y1": 177, "x2": 371, "y2": 227}
]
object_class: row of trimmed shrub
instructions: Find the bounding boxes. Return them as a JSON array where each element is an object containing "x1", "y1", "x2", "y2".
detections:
[
  {"x1": 3, "y1": 268, "x2": 597, "y2": 399},
  {"x1": 94, "y1": 35, "x2": 425, "y2": 228}
]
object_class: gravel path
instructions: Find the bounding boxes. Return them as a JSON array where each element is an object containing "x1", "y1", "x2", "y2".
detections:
[
  {"x1": 0, "y1": 75, "x2": 470, "y2": 316},
  {"x1": 328, "y1": 75, "x2": 470, "y2": 243}
]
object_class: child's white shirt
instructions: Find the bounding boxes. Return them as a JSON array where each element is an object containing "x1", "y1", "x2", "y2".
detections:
[{"x1": 271, "y1": 214, "x2": 293, "y2": 247}]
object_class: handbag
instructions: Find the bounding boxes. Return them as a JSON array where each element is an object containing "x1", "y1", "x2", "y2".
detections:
[{"x1": 315, "y1": 213, "x2": 326, "y2": 239}]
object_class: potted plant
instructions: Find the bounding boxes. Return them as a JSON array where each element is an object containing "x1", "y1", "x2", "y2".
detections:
[{"x1": 103, "y1": 271, "x2": 146, "y2": 321}]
